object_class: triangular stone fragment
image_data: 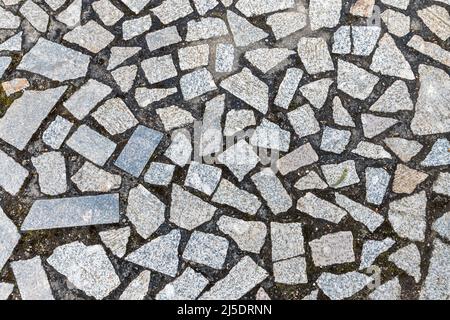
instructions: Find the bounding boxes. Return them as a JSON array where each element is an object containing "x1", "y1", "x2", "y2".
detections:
[
  {"x1": 108, "y1": 46, "x2": 141, "y2": 70},
  {"x1": 370, "y1": 80, "x2": 413, "y2": 113},
  {"x1": 410, "y1": 65, "x2": 450, "y2": 135},
  {"x1": 332, "y1": 97, "x2": 355, "y2": 127},
  {"x1": 0, "y1": 31, "x2": 22, "y2": 51},
  {"x1": 57, "y1": 0, "x2": 82, "y2": 28},
  {"x1": 421, "y1": 138, "x2": 450, "y2": 167},
  {"x1": 111, "y1": 65, "x2": 137, "y2": 92},
  {"x1": 244, "y1": 48, "x2": 295, "y2": 73},
  {"x1": 227, "y1": 10, "x2": 268, "y2": 47},
  {"x1": 338, "y1": 59, "x2": 379, "y2": 100},
  {"x1": 370, "y1": 33, "x2": 414, "y2": 80},
  {"x1": 99, "y1": 227, "x2": 131, "y2": 258},
  {"x1": 384, "y1": 138, "x2": 422, "y2": 162},
  {"x1": 300, "y1": 79, "x2": 333, "y2": 109},
  {"x1": 392, "y1": 164, "x2": 429, "y2": 194},
  {"x1": 294, "y1": 171, "x2": 328, "y2": 191},
  {"x1": 361, "y1": 114, "x2": 398, "y2": 138},
  {"x1": 389, "y1": 244, "x2": 422, "y2": 282}
]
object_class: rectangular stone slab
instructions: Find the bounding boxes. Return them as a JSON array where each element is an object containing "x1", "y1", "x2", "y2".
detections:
[
  {"x1": 21, "y1": 194, "x2": 120, "y2": 231},
  {"x1": 115, "y1": 125, "x2": 163, "y2": 177}
]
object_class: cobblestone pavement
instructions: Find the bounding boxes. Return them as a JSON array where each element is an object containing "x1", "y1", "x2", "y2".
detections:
[{"x1": 0, "y1": 0, "x2": 449, "y2": 301}]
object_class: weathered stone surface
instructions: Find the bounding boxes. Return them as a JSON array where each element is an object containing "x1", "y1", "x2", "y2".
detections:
[
  {"x1": 32, "y1": 151, "x2": 67, "y2": 196},
  {"x1": 0, "y1": 150, "x2": 29, "y2": 195},
  {"x1": 359, "y1": 238, "x2": 395, "y2": 270},
  {"x1": 432, "y1": 211, "x2": 450, "y2": 241},
  {"x1": 99, "y1": 227, "x2": 130, "y2": 258},
  {"x1": 144, "y1": 162, "x2": 175, "y2": 186},
  {"x1": 421, "y1": 139, "x2": 450, "y2": 167},
  {"x1": 297, "y1": 193, "x2": 347, "y2": 224},
  {"x1": 369, "y1": 277, "x2": 401, "y2": 300},
  {"x1": 152, "y1": 0, "x2": 193, "y2": 25},
  {"x1": 72, "y1": 162, "x2": 121, "y2": 192},
  {"x1": 21, "y1": 194, "x2": 119, "y2": 231},
  {"x1": 277, "y1": 143, "x2": 318, "y2": 175},
  {"x1": 271, "y1": 222, "x2": 304, "y2": 261},
  {"x1": 433, "y1": 173, "x2": 450, "y2": 197},
  {"x1": 389, "y1": 244, "x2": 422, "y2": 283},
  {"x1": 11, "y1": 257, "x2": 53, "y2": 300},
  {"x1": 365, "y1": 167, "x2": 390, "y2": 205},
  {"x1": 235, "y1": 0, "x2": 294, "y2": 17},
  {"x1": 250, "y1": 119, "x2": 290, "y2": 152},
  {"x1": 392, "y1": 164, "x2": 429, "y2": 194},
  {"x1": 217, "y1": 140, "x2": 260, "y2": 181},
  {"x1": 338, "y1": 59, "x2": 379, "y2": 100},
  {"x1": 420, "y1": 240, "x2": 450, "y2": 300},
  {"x1": 321, "y1": 160, "x2": 360, "y2": 189},
  {"x1": 182, "y1": 231, "x2": 229, "y2": 269},
  {"x1": 185, "y1": 17, "x2": 228, "y2": 41},
  {"x1": 309, "y1": 0, "x2": 342, "y2": 31},
  {"x1": 212, "y1": 179, "x2": 261, "y2": 215},
  {"x1": 384, "y1": 138, "x2": 422, "y2": 162},
  {"x1": 180, "y1": 68, "x2": 217, "y2": 100},
  {"x1": 227, "y1": 10, "x2": 267, "y2": 47},
  {"x1": 274, "y1": 257, "x2": 308, "y2": 284},
  {"x1": 145, "y1": 26, "x2": 181, "y2": 52},
  {"x1": 63, "y1": 21, "x2": 114, "y2": 53},
  {"x1": 408, "y1": 35, "x2": 450, "y2": 67},
  {"x1": 274, "y1": 68, "x2": 303, "y2": 109},
  {"x1": 297, "y1": 37, "x2": 334, "y2": 75},
  {"x1": 252, "y1": 168, "x2": 292, "y2": 214},
  {"x1": 287, "y1": 104, "x2": 320, "y2": 138},
  {"x1": 317, "y1": 272, "x2": 371, "y2": 300},
  {"x1": 119, "y1": 270, "x2": 151, "y2": 301},
  {"x1": 156, "y1": 267, "x2": 208, "y2": 300},
  {"x1": 309, "y1": 231, "x2": 355, "y2": 267},
  {"x1": 418, "y1": 5, "x2": 450, "y2": 41},
  {"x1": 92, "y1": 98, "x2": 138, "y2": 135},
  {"x1": 0, "y1": 207, "x2": 20, "y2": 272}
]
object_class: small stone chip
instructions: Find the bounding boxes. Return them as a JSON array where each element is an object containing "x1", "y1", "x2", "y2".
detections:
[
  {"x1": 142, "y1": 54, "x2": 177, "y2": 84},
  {"x1": 365, "y1": 167, "x2": 391, "y2": 205},
  {"x1": 92, "y1": 98, "x2": 138, "y2": 135},
  {"x1": 217, "y1": 140, "x2": 260, "y2": 181},
  {"x1": 212, "y1": 179, "x2": 261, "y2": 215},
  {"x1": 276, "y1": 143, "x2": 319, "y2": 175},
  {"x1": 287, "y1": 104, "x2": 320, "y2": 138},
  {"x1": 0, "y1": 150, "x2": 29, "y2": 196},
  {"x1": 252, "y1": 168, "x2": 292, "y2": 214},
  {"x1": 184, "y1": 161, "x2": 221, "y2": 196},
  {"x1": 180, "y1": 68, "x2": 217, "y2": 100},
  {"x1": 274, "y1": 257, "x2": 308, "y2": 285},
  {"x1": 297, "y1": 37, "x2": 334, "y2": 75},
  {"x1": 359, "y1": 238, "x2": 395, "y2": 270},
  {"x1": 320, "y1": 127, "x2": 351, "y2": 154},
  {"x1": 144, "y1": 162, "x2": 175, "y2": 186},
  {"x1": 63, "y1": 20, "x2": 115, "y2": 53},
  {"x1": 274, "y1": 68, "x2": 303, "y2": 109},
  {"x1": 42, "y1": 116, "x2": 73, "y2": 150},
  {"x1": 389, "y1": 244, "x2": 422, "y2": 283},
  {"x1": 392, "y1": 164, "x2": 429, "y2": 194},
  {"x1": 119, "y1": 270, "x2": 151, "y2": 301},
  {"x1": 321, "y1": 160, "x2": 360, "y2": 189}
]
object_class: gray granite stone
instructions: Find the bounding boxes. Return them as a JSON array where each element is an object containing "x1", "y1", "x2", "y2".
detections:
[
  {"x1": 99, "y1": 227, "x2": 130, "y2": 258},
  {"x1": 389, "y1": 244, "x2": 421, "y2": 282},
  {"x1": 182, "y1": 231, "x2": 229, "y2": 269},
  {"x1": 432, "y1": 211, "x2": 450, "y2": 241},
  {"x1": 164, "y1": 129, "x2": 192, "y2": 167},
  {"x1": 142, "y1": 54, "x2": 177, "y2": 84},
  {"x1": 320, "y1": 127, "x2": 351, "y2": 154},
  {"x1": 217, "y1": 140, "x2": 260, "y2": 181},
  {"x1": 420, "y1": 239, "x2": 450, "y2": 300},
  {"x1": 144, "y1": 162, "x2": 175, "y2": 186},
  {"x1": 271, "y1": 222, "x2": 304, "y2": 261},
  {"x1": 433, "y1": 173, "x2": 450, "y2": 197},
  {"x1": 212, "y1": 179, "x2": 261, "y2": 215},
  {"x1": 0, "y1": 150, "x2": 29, "y2": 195},
  {"x1": 421, "y1": 138, "x2": 450, "y2": 167},
  {"x1": 63, "y1": 20, "x2": 115, "y2": 53},
  {"x1": 119, "y1": 270, "x2": 151, "y2": 300},
  {"x1": 186, "y1": 17, "x2": 228, "y2": 41},
  {"x1": 276, "y1": 143, "x2": 318, "y2": 175},
  {"x1": 297, "y1": 192, "x2": 347, "y2": 224},
  {"x1": 72, "y1": 162, "x2": 121, "y2": 192},
  {"x1": 338, "y1": 59, "x2": 379, "y2": 100},
  {"x1": 273, "y1": 257, "x2": 307, "y2": 284},
  {"x1": 287, "y1": 104, "x2": 320, "y2": 138},
  {"x1": 369, "y1": 277, "x2": 401, "y2": 300},
  {"x1": 274, "y1": 68, "x2": 303, "y2": 109},
  {"x1": 122, "y1": 14, "x2": 152, "y2": 40},
  {"x1": 184, "y1": 161, "x2": 221, "y2": 195},
  {"x1": 252, "y1": 168, "x2": 292, "y2": 214},
  {"x1": 321, "y1": 160, "x2": 360, "y2": 189},
  {"x1": 317, "y1": 272, "x2": 371, "y2": 300},
  {"x1": 11, "y1": 256, "x2": 53, "y2": 300},
  {"x1": 152, "y1": 0, "x2": 193, "y2": 25},
  {"x1": 0, "y1": 206, "x2": 20, "y2": 272},
  {"x1": 32, "y1": 151, "x2": 67, "y2": 196},
  {"x1": 156, "y1": 267, "x2": 208, "y2": 300},
  {"x1": 227, "y1": 10, "x2": 267, "y2": 47},
  {"x1": 92, "y1": 98, "x2": 138, "y2": 135},
  {"x1": 365, "y1": 167, "x2": 390, "y2": 205},
  {"x1": 235, "y1": 0, "x2": 295, "y2": 17},
  {"x1": 42, "y1": 116, "x2": 73, "y2": 150},
  {"x1": 359, "y1": 238, "x2": 395, "y2": 270},
  {"x1": 297, "y1": 37, "x2": 334, "y2": 75},
  {"x1": 309, "y1": 231, "x2": 355, "y2": 267},
  {"x1": 145, "y1": 26, "x2": 181, "y2": 52},
  {"x1": 180, "y1": 67, "x2": 217, "y2": 100},
  {"x1": 384, "y1": 138, "x2": 422, "y2": 162}
]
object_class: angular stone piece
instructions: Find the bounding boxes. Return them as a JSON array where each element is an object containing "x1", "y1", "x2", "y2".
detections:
[
  {"x1": 182, "y1": 231, "x2": 229, "y2": 269},
  {"x1": 63, "y1": 21, "x2": 115, "y2": 53},
  {"x1": 141, "y1": 54, "x2": 177, "y2": 84},
  {"x1": 250, "y1": 119, "x2": 291, "y2": 152},
  {"x1": 389, "y1": 244, "x2": 422, "y2": 282},
  {"x1": 235, "y1": 0, "x2": 295, "y2": 17},
  {"x1": 212, "y1": 179, "x2": 261, "y2": 215},
  {"x1": 32, "y1": 151, "x2": 67, "y2": 196},
  {"x1": 145, "y1": 26, "x2": 181, "y2": 52},
  {"x1": 418, "y1": 5, "x2": 450, "y2": 41},
  {"x1": 287, "y1": 104, "x2": 320, "y2": 138},
  {"x1": 11, "y1": 257, "x2": 53, "y2": 300},
  {"x1": 309, "y1": 0, "x2": 342, "y2": 31},
  {"x1": 294, "y1": 171, "x2": 328, "y2": 191},
  {"x1": 164, "y1": 129, "x2": 192, "y2": 167},
  {"x1": 369, "y1": 277, "x2": 401, "y2": 300},
  {"x1": 274, "y1": 68, "x2": 303, "y2": 109},
  {"x1": 297, "y1": 192, "x2": 347, "y2": 224},
  {"x1": 297, "y1": 37, "x2": 334, "y2": 75},
  {"x1": 271, "y1": 222, "x2": 304, "y2": 261},
  {"x1": 185, "y1": 17, "x2": 228, "y2": 41},
  {"x1": 72, "y1": 162, "x2": 121, "y2": 193},
  {"x1": 99, "y1": 227, "x2": 130, "y2": 258},
  {"x1": 433, "y1": 173, "x2": 450, "y2": 197},
  {"x1": 152, "y1": 0, "x2": 193, "y2": 25},
  {"x1": 0, "y1": 206, "x2": 20, "y2": 272},
  {"x1": 370, "y1": 80, "x2": 413, "y2": 113},
  {"x1": 180, "y1": 68, "x2": 217, "y2": 100},
  {"x1": 92, "y1": 98, "x2": 138, "y2": 135},
  {"x1": 309, "y1": 231, "x2": 355, "y2": 267},
  {"x1": 277, "y1": 143, "x2": 319, "y2": 175},
  {"x1": 144, "y1": 162, "x2": 175, "y2": 186},
  {"x1": 184, "y1": 161, "x2": 221, "y2": 196},
  {"x1": 0, "y1": 150, "x2": 29, "y2": 195},
  {"x1": 365, "y1": 167, "x2": 390, "y2": 205},
  {"x1": 156, "y1": 267, "x2": 208, "y2": 300},
  {"x1": 421, "y1": 139, "x2": 450, "y2": 167},
  {"x1": 320, "y1": 127, "x2": 351, "y2": 154},
  {"x1": 321, "y1": 160, "x2": 360, "y2": 189},
  {"x1": 420, "y1": 239, "x2": 450, "y2": 300},
  {"x1": 317, "y1": 272, "x2": 371, "y2": 300},
  {"x1": 359, "y1": 238, "x2": 395, "y2": 270},
  {"x1": 227, "y1": 10, "x2": 268, "y2": 47},
  {"x1": 119, "y1": 270, "x2": 151, "y2": 301},
  {"x1": 392, "y1": 164, "x2": 429, "y2": 194},
  {"x1": 338, "y1": 59, "x2": 379, "y2": 100},
  {"x1": 267, "y1": 10, "x2": 308, "y2": 40},
  {"x1": 300, "y1": 78, "x2": 333, "y2": 110},
  {"x1": 361, "y1": 114, "x2": 398, "y2": 139},
  {"x1": 244, "y1": 48, "x2": 295, "y2": 73},
  {"x1": 217, "y1": 140, "x2": 260, "y2": 181},
  {"x1": 274, "y1": 257, "x2": 308, "y2": 285},
  {"x1": 384, "y1": 138, "x2": 422, "y2": 162}
]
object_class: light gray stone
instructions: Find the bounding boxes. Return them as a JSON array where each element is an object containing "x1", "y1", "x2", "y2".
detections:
[
  {"x1": 178, "y1": 44, "x2": 209, "y2": 71},
  {"x1": 420, "y1": 239, "x2": 450, "y2": 300},
  {"x1": 300, "y1": 78, "x2": 333, "y2": 110},
  {"x1": 352, "y1": 141, "x2": 392, "y2": 159},
  {"x1": 418, "y1": 5, "x2": 450, "y2": 41},
  {"x1": 119, "y1": 0, "x2": 151, "y2": 14},
  {"x1": 276, "y1": 143, "x2": 318, "y2": 175},
  {"x1": 267, "y1": 9, "x2": 308, "y2": 40},
  {"x1": 99, "y1": 227, "x2": 130, "y2": 258},
  {"x1": 309, "y1": 0, "x2": 342, "y2": 30},
  {"x1": 361, "y1": 114, "x2": 398, "y2": 139},
  {"x1": 215, "y1": 43, "x2": 235, "y2": 73},
  {"x1": 217, "y1": 140, "x2": 260, "y2": 181},
  {"x1": 309, "y1": 231, "x2": 355, "y2": 267},
  {"x1": 184, "y1": 161, "x2": 221, "y2": 196},
  {"x1": 199, "y1": 95, "x2": 224, "y2": 156},
  {"x1": 244, "y1": 48, "x2": 295, "y2": 73},
  {"x1": 0, "y1": 283, "x2": 13, "y2": 300},
  {"x1": 359, "y1": 238, "x2": 395, "y2": 270},
  {"x1": 93, "y1": 0, "x2": 124, "y2": 26},
  {"x1": 107, "y1": 46, "x2": 141, "y2": 70},
  {"x1": 111, "y1": 65, "x2": 137, "y2": 92},
  {"x1": 370, "y1": 80, "x2": 413, "y2": 113},
  {"x1": 333, "y1": 26, "x2": 351, "y2": 54},
  {"x1": 317, "y1": 272, "x2": 371, "y2": 300},
  {"x1": 224, "y1": 109, "x2": 255, "y2": 137},
  {"x1": 193, "y1": 0, "x2": 218, "y2": 15},
  {"x1": 274, "y1": 257, "x2": 308, "y2": 284},
  {"x1": 250, "y1": 119, "x2": 290, "y2": 152},
  {"x1": 433, "y1": 173, "x2": 450, "y2": 197},
  {"x1": 180, "y1": 68, "x2": 217, "y2": 100},
  {"x1": 92, "y1": 98, "x2": 138, "y2": 135},
  {"x1": 389, "y1": 244, "x2": 421, "y2": 282},
  {"x1": 274, "y1": 68, "x2": 303, "y2": 109},
  {"x1": 72, "y1": 162, "x2": 121, "y2": 192},
  {"x1": 332, "y1": 97, "x2": 356, "y2": 127},
  {"x1": 338, "y1": 59, "x2": 379, "y2": 100},
  {"x1": 287, "y1": 104, "x2": 320, "y2": 138},
  {"x1": 381, "y1": 9, "x2": 410, "y2": 37},
  {"x1": 252, "y1": 168, "x2": 292, "y2": 214},
  {"x1": 407, "y1": 35, "x2": 450, "y2": 67},
  {"x1": 63, "y1": 21, "x2": 115, "y2": 53},
  {"x1": 212, "y1": 179, "x2": 261, "y2": 215},
  {"x1": 320, "y1": 127, "x2": 351, "y2": 154},
  {"x1": 365, "y1": 167, "x2": 390, "y2": 205},
  {"x1": 42, "y1": 116, "x2": 73, "y2": 150},
  {"x1": 0, "y1": 6, "x2": 20, "y2": 29},
  {"x1": 119, "y1": 270, "x2": 151, "y2": 300},
  {"x1": 19, "y1": 0, "x2": 49, "y2": 33},
  {"x1": 156, "y1": 106, "x2": 194, "y2": 132},
  {"x1": 156, "y1": 267, "x2": 208, "y2": 300},
  {"x1": 271, "y1": 222, "x2": 304, "y2": 261},
  {"x1": 227, "y1": 10, "x2": 268, "y2": 47},
  {"x1": 186, "y1": 17, "x2": 228, "y2": 41},
  {"x1": 321, "y1": 160, "x2": 360, "y2": 189},
  {"x1": 421, "y1": 138, "x2": 450, "y2": 167},
  {"x1": 135, "y1": 87, "x2": 178, "y2": 107},
  {"x1": 0, "y1": 206, "x2": 20, "y2": 272},
  {"x1": 294, "y1": 171, "x2": 328, "y2": 191},
  {"x1": 369, "y1": 277, "x2": 401, "y2": 300},
  {"x1": 11, "y1": 257, "x2": 53, "y2": 300},
  {"x1": 56, "y1": 0, "x2": 81, "y2": 27},
  {"x1": 32, "y1": 151, "x2": 67, "y2": 196},
  {"x1": 152, "y1": 0, "x2": 193, "y2": 25},
  {"x1": 145, "y1": 26, "x2": 181, "y2": 52},
  {"x1": 144, "y1": 162, "x2": 175, "y2": 186},
  {"x1": 432, "y1": 211, "x2": 450, "y2": 241},
  {"x1": 352, "y1": 26, "x2": 380, "y2": 56},
  {"x1": 297, "y1": 192, "x2": 347, "y2": 224},
  {"x1": 183, "y1": 231, "x2": 229, "y2": 269},
  {"x1": 384, "y1": 138, "x2": 422, "y2": 162},
  {"x1": 0, "y1": 150, "x2": 29, "y2": 195},
  {"x1": 297, "y1": 37, "x2": 334, "y2": 75},
  {"x1": 164, "y1": 129, "x2": 192, "y2": 167},
  {"x1": 235, "y1": 0, "x2": 295, "y2": 17}
]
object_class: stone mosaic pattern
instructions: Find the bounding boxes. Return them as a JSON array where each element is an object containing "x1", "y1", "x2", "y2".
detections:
[{"x1": 0, "y1": 0, "x2": 449, "y2": 300}]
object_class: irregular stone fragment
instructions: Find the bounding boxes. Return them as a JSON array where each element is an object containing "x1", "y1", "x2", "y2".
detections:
[
  {"x1": 212, "y1": 179, "x2": 261, "y2": 215},
  {"x1": 392, "y1": 164, "x2": 429, "y2": 194},
  {"x1": 215, "y1": 43, "x2": 234, "y2": 73},
  {"x1": 144, "y1": 162, "x2": 175, "y2": 186},
  {"x1": 388, "y1": 191, "x2": 427, "y2": 242},
  {"x1": 48, "y1": 242, "x2": 120, "y2": 299},
  {"x1": 19, "y1": 0, "x2": 49, "y2": 33},
  {"x1": 350, "y1": 0, "x2": 375, "y2": 17},
  {"x1": 193, "y1": 0, "x2": 218, "y2": 15},
  {"x1": 145, "y1": 26, "x2": 181, "y2": 52},
  {"x1": 235, "y1": 0, "x2": 294, "y2": 17},
  {"x1": 417, "y1": 5, "x2": 450, "y2": 41},
  {"x1": 64, "y1": 79, "x2": 112, "y2": 120},
  {"x1": 250, "y1": 119, "x2": 290, "y2": 152},
  {"x1": 66, "y1": 125, "x2": 116, "y2": 166},
  {"x1": 267, "y1": 10, "x2": 308, "y2": 40},
  {"x1": 287, "y1": 104, "x2": 320, "y2": 138},
  {"x1": 115, "y1": 125, "x2": 163, "y2": 177},
  {"x1": 0, "y1": 6, "x2": 20, "y2": 29},
  {"x1": 72, "y1": 162, "x2": 121, "y2": 192},
  {"x1": 156, "y1": 267, "x2": 208, "y2": 300},
  {"x1": 0, "y1": 150, "x2": 28, "y2": 195},
  {"x1": 294, "y1": 171, "x2": 328, "y2": 191},
  {"x1": 126, "y1": 230, "x2": 180, "y2": 277},
  {"x1": 56, "y1": 0, "x2": 81, "y2": 28},
  {"x1": 170, "y1": 185, "x2": 217, "y2": 230},
  {"x1": 420, "y1": 239, "x2": 450, "y2": 300},
  {"x1": 165, "y1": 129, "x2": 192, "y2": 167},
  {"x1": 21, "y1": 194, "x2": 120, "y2": 231},
  {"x1": 186, "y1": 17, "x2": 228, "y2": 41},
  {"x1": 93, "y1": 0, "x2": 124, "y2": 26},
  {"x1": 332, "y1": 97, "x2": 355, "y2": 127},
  {"x1": 245, "y1": 48, "x2": 295, "y2": 73},
  {"x1": 217, "y1": 216, "x2": 266, "y2": 253},
  {"x1": 321, "y1": 160, "x2": 360, "y2": 189},
  {"x1": 309, "y1": 231, "x2": 355, "y2": 267},
  {"x1": 0, "y1": 57, "x2": 11, "y2": 78},
  {"x1": 370, "y1": 80, "x2": 413, "y2": 113},
  {"x1": 99, "y1": 227, "x2": 130, "y2": 258},
  {"x1": 124, "y1": 15, "x2": 152, "y2": 41},
  {"x1": 199, "y1": 94, "x2": 224, "y2": 157},
  {"x1": 119, "y1": 0, "x2": 151, "y2": 14},
  {"x1": 352, "y1": 26, "x2": 380, "y2": 56},
  {"x1": 381, "y1": 9, "x2": 410, "y2": 37},
  {"x1": 297, "y1": 192, "x2": 347, "y2": 224},
  {"x1": 0, "y1": 206, "x2": 20, "y2": 271},
  {"x1": 135, "y1": 87, "x2": 178, "y2": 107},
  {"x1": 142, "y1": 54, "x2": 177, "y2": 84},
  {"x1": 92, "y1": 98, "x2": 138, "y2": 135},
  {"x1": 384, "y1": 138, "x2": 422, "y2": 162},
  {"x1": 111, "y1": 65, "x2": 137, "y2": 92},
  {"x1": 300, "y1": 78, "x2": 333, "y2": 110},
  {"x1": 433, "y1": 211, "x2": 450, "y2": 241},
  {"x1": 199, "y1": 256, "x2": 268, "y2": 300},
  {"x1": 421, "y1": 138, "x2": 450, "y2": 167},
  {"x1": 32, "y1": 151, "x2": 66, "y2": 196},
  {"x1": 361, "y1": 114, "x2": 398, "y2": 138},
  {"x1": 127, "y1": 185, "x2": 166, "y2": 239},
  {"x1": 119, "y1": 270, "x2": 151, "y2": 301},
  {"x1": 335, "y1": 193, "x2": 384, "y2": 232},
  {"x1": 0, "y1": 32, "x2": 22, "y2": 51},
  {"x1": 156, "y1": 106, "x2": 194, "y2": 132},
  {"x1": 369, "y1": 277, "x2": 401, "y2": 300},
  {"x1": 297, "y1": 37, "x2": 334, "y2": 75},
  {"x1": 107, "y1": 46, "x2": 141, "y2": 70},
  {"x1": 256, "y1": 288, "x2": 271, "y2": 300},
  {"x1": 359, "y1": 238, "x2": 395, "y2": 270},
  {"x1": 2, "y1": 78, "x2": 29, "y2": 96},
  {"x1": 152, "y1": 0, "x2": 193, "y2": 25},
  {"x1": 0, "y1": 283, "x2": 13, "y2": 300},
  {"x1": 220, "y1": 67, "x2": 268, "y2": 114},
  {"x1": 11, "y1": 257, "x2": 53, "y2": 300},
  {"x1": 433, "y1": 172, "x2": 450, "y2": 197},
  {"x1": 320, "y1": 127, "x2": 351, "y2": 154},
  {"x1": 252, "y1": 168, "x2": 292, "y2": 214},
  {"x1": 381, "y1": 0, "x2": 409, "y2": 10},
  {"x1": 389, "y1": 244, "x2": 422, "y2": 282},
  {"x1": 63, "y1": 21, "x2": 114, "y2": 53},
  {"x1": 302, "y1": 290, "x2": 319, "y2": 300},
  {"x1": 18, "y1": 39, "x2": 90, "y2": 81},
  {"x1": 274, "y1": 68, "x2": 303, "y2": 109},
  {"x1": 183, "y1": 231, "x2": 229, "y2": 269},
  {"x1": 411, "y1": 65, "x2": 450, "y2": 136},
  {"x1": 224, "y1": 109, "x2": 255, "y2": 136},
  {"x1": 407, "y1": 35, "x2": 450, "y2": 67},
  {"x1": 227, "y1": 10, "x2": 268, "y2": 47},
  {"x1": 217, "y1": 140, "x2": 259, "y2": 181},
  {"x1": 370, "y1": 33, "x2": 414, "y2": 80},
  {"x1": 352, "y1": 141, "x2": 392, "y2": 159},
  {"x1": 317, "y1": 272, "x2": 371, "y2": 300},
  {"x1": 338, "y1": 59, "x2": 379, "y2": 100},
  {"x1": 365, "y1": 167, "x2": 390, "y2": 205},
  {"x1": 184, "y1": 162, "x2": 221, "y2": 195},
  {"x1": 333, "y1": 26, "x2": 351, "y2": 54},
  {"x1": 274, "y1": 257, "x2": 308, "y2": 285},
  {"x1": 180, "y1": 68, "x2": 217, "y2": 100},
  {"x1": 0, "y1": 86, "x2": 66, "y2": 151},
  {"x1": 178, "y1": 44, "x2": 209, "y2": 71},
  {"x1": 277, "y1": 143, "x2": 318, "y2": 175},
  {"x1": 271, "y1": 222, "x2": 304, "y2": 261},
  {"x1": 309, "y1": 0, "x2": 342, "y2": 31}
]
